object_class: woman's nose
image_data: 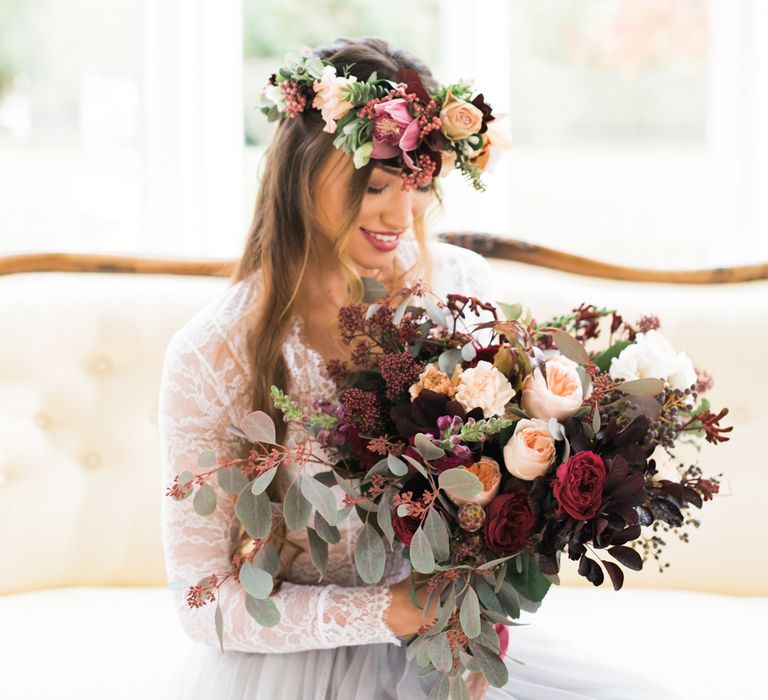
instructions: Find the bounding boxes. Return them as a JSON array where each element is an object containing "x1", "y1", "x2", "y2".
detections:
[{"x1": 380, "y1": 189, "x2": 415, "y2": 232}]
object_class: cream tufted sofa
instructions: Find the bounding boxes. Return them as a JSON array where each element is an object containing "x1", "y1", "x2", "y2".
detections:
[{"x1": 1, "y1": 238, "x2": 766, "y2": 700}]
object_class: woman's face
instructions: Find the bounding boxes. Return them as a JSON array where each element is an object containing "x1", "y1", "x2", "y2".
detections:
[{"x1": 316, "y1": 151, "x2": 434, "y2": 274}]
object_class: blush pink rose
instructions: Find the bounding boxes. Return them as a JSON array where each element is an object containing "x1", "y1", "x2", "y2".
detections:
[
  {"x1": 502, "y1": 418, "x2": 557, "y2": 481},
  {"x1": 521, "y1": 354, "x2": 584, "y2": 421}
]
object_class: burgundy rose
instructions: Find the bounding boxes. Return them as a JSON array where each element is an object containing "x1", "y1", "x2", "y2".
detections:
[
  {"x1": 553, "y1": 451, "x2": 606, "y2": 521},
  {"x1": 483, "y1": 491, "x2": 535, "y2": 555},
  {"x1": 392, "y1": 510, "x2": 420, "y2": 545}
]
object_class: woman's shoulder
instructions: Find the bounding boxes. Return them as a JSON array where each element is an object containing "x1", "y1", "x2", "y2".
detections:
[{"x1": 164, "y1": 270, "x2": 263, "y2": 376}]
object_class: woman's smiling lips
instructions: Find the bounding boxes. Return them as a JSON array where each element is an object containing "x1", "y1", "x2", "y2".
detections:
[{"x1": 359, "y1": 227, "x2": 404, "y2": 252}]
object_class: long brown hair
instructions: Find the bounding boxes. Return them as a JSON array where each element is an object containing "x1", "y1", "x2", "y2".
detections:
[{"x1": 228, "y1": 37, "x2": 441, "y2": 567}]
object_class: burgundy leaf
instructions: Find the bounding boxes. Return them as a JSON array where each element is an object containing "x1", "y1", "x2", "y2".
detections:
[
  {"x1": 603, "y1": 560, "x2": 625, "y2": 591},
  {"x1": 608, "y1": 545, "x2": 643, "y2": 571},
  {"x1": 609, "y1": 524, "x2": 642, "y2": 546}
]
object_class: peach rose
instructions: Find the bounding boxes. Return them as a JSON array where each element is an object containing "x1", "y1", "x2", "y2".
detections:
[
  {"x1": 409, "y1": 363, "x2": 462, "y2": 401},
  {"x1": 312, "y1": 65, "x2": 357, "y2": 134},
  {"x1": 502, "y1": 418, "x2": 557, "y2": 481},
  {"x1": 440, "y1": 89, "x2": 484, "y2": 140},
  {"x1": 521, "y1": 353, "x2": 584, "y2": 421},
  {"x1": 446, "y1": 456, "x2": 501, "y2": 507},
  {"x1": 455, "y1": 360, "x2": 516, "y2": 418}
]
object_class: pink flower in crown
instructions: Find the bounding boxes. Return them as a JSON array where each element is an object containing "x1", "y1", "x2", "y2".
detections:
[{"x1": 371, "y1": 98, "x2": 422, "y2": 170}]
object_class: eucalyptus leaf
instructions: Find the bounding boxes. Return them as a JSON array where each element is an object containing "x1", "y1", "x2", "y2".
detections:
[
  {"x1": 235, "y1": 485, "x2": 273, "y2": 540},
  {"x1": 424, "y1": 296, "x2": 449, "y2": 327},
  {"x1": 461, "y1": 341, "x2": 477, "y2": 362},
  {"x1": 284, "y1": 476, "x2": 312, "y2": 531},
  {"x1": 197, "y1": 449, "x2": 217, "y2": 468},
  {"x1": 217, "y1": 465, "x2": 249, "y2": 495},
  {"x1": 468, "y1": 641, "x2": 509, "y2": 688},
  {"x1": 193, "y1": 483, "x2": 217, "y2": 516},
  {"x1": 177, "y1": 470, "x2": 195, "y2": 498},
  {"x1": 362, "y1": 277, "x2": 388, "y2": 303},
  {"x1": 253, "y1": 541, "x2": 280, "y2": 577},
  {"x1": 617, "y1": 377, "x2": 666, "y2": 396},
  {"x1": 449, "y1": 675, "x2": 471, "y2": 700},
  {"x1": 387, "y1": 453, "x2": 409, "y2": 476},
  {"x1": 427, "y1": 675, "x2": 450, "y2": 700},
  {"x1": 459, "y1": 587, "x2": 481, "y2": 639},
  {"x1": 365, "y1": 302, "x2": 382, "y2": 320},
  {"x1": 240, "y1": 410, "x2": 276, "y2": 444},
  {"x1": 475, "y1": 575, "x2": 505, "y2": 615},
  {"x1": 409, "y1": 526, "x2": 436, "y2": 574},
  {"x1": 313, "y1": 511, "x2": 341, "y2": 544},
  {"x1": 402, "y1": 453, "x2": 429, "y2": 478},
  {"x1": 301, "y1": 474, "x2": 338, "y2": 525},
  {"x1": 414, "y1": 433, "x2": 445, "y2": 461},
  {"x1": 553, "y1": 329, "x2": 589, "y2": 365},
  {"x1": 376, "y1": 490, "x2": 395, "y2": 547},
  {"x1": 245, "y1": 595, "x2": 280, "y2": 627},
  {"x1": 438, "y1": 468, "x2": 482, "y2": 499},
  {"x1": 497, "y1": 580, "x2": 521, "y2": 619},
  {"x1": 423, "y1": 507, "x2": 450, "y2": 562},
  {"x1": 354, "y1": 523, "x2": 386, "y2": 584},
  {"x1": 428, "y1": 632, "x2": 453, "y2": 673},
  {"x1": 240, "y1": 561, "x2": 274, "y2": 599},
  {"x1": 393, "y1": 296, "x2": 410, "y2": 325},
  {"x1": 215, "y1": 599, "x2": 224, "y2": 652},
  {"x1": 307, "y1": 527, "x2": 329, "y2": 580},
  {"x1": 251, "y1": 467, "x2": 277, "y2": 495},
  {"x1": 438, "y1": 348, "x2": 462, "y2": 375}
]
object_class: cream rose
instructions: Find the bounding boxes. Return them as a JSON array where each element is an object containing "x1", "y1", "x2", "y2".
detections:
[
  {"x1": 446, "y1": 456, "x2": 501, "y2": 507},
  {"x1": 454, "y1": 360, "x2": 516, "y2": 418},
  {"x1": 312, "y1": 65, "x2": 357, "y2": 134},
  {"x1": 440, "y1": 89, "x2": 484, "y2": 140},
  {"x1": 521, "y1": 353, "x2": 584, "y2": 421},
  {"x1": 409, "y1": 363, "x2": 462, "y2": 401},
  {"x1": 502, "y1": 418, "x2": 557, "y2": 481}
]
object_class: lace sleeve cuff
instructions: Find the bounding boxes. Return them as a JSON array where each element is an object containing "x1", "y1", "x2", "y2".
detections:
[{"x1": 318, "y1": 583, "x2": 402, "y2": 648}]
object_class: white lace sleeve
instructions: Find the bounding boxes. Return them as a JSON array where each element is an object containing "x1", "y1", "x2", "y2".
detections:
[{"x1": 158, "y1": 325, "x2": 400, "y2": 653}]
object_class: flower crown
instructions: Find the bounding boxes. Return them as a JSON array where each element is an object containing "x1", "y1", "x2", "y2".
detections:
[{"x1": 259, "y1": 52, "x2": 504, "y2": 191}]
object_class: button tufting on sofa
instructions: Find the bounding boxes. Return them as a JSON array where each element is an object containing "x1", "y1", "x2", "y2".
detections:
[
  {"x1": 34, "y1": 411, "x2": 51, "y2": 430},
  {"x1": 81, "y1": 451, "x2": 102, "y2": 469},
  {"x1": 88, "y1": 355, "x2": 114, "y2": 376}
]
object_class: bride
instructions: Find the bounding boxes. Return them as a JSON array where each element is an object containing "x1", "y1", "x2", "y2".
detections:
[{"x1": 158, "y1": 36, "x2": 682, "y2": 700}]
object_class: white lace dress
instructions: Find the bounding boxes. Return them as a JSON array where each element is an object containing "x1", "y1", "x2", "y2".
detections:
[{"x1": 158, "y1": 239, "x2": 682, "y2": 700}]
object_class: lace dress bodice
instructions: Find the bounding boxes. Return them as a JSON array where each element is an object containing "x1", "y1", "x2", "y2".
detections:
[{"x1": 158, "y1": 238, "x2": 496, "y2": 653}]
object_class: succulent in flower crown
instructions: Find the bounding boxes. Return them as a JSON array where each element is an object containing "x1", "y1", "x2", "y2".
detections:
[{"x1": 259, "y1": 51, "x2": 507, "y2": 191}]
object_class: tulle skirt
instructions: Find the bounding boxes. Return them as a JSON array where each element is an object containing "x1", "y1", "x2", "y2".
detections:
[{"x1": 173, "y1": 635, "x2": 683, "y2": 700}]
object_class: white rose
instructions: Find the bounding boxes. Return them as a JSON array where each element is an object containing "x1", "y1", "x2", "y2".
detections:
[
  {"x1": 609, "y1": 330, "x2": 697, "y2": 392},
  {"x1": 454, "y1": 360, "x2": 516, "y2": 418}
]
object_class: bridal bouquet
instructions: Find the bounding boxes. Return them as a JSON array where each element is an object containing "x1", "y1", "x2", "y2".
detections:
[{"x1": 166, "y1": 278, "x2": 729, "y2": 696}]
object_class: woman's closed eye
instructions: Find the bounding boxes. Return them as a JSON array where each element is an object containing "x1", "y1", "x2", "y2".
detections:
[{"x1": 366, "y1": 183, "x2": 433, "y2": 195}]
